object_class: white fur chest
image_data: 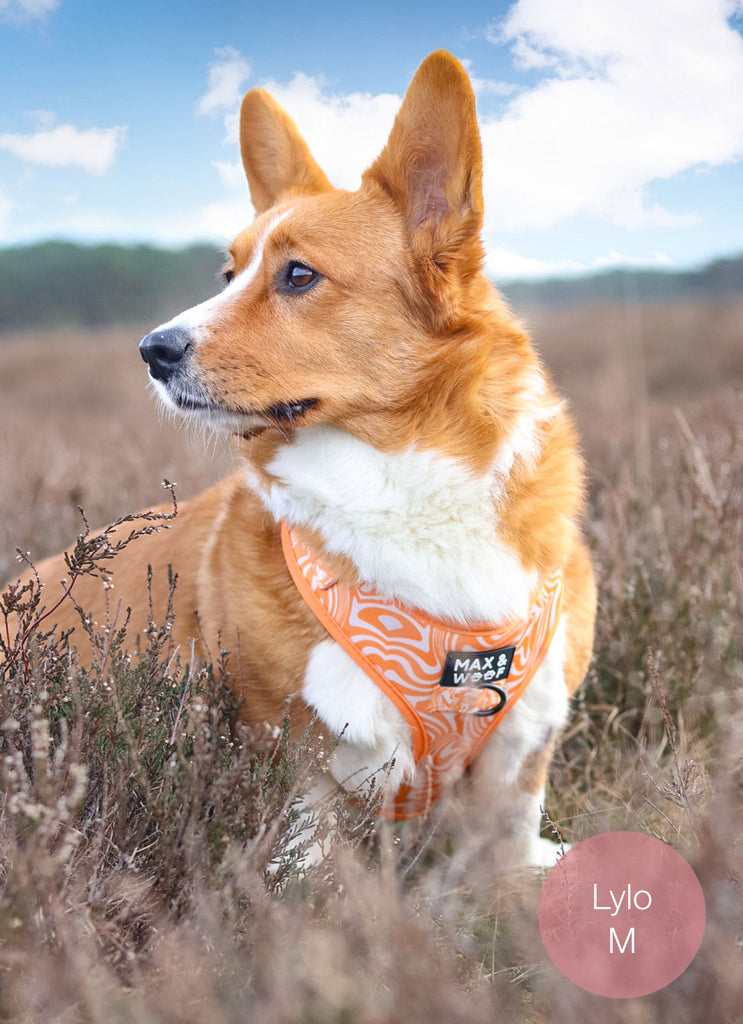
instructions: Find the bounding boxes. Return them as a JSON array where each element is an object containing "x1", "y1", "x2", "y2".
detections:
[
  {"x1": 242, "y1": 425, "x2": 564, "y2": 802},
  {"x1": 248, "y1": 425, "x2": 535, "y2": 626}
]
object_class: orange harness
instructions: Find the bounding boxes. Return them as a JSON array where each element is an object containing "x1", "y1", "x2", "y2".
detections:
[{"x1": 281, "y1": 523, "x2": 563, "y2": 820}]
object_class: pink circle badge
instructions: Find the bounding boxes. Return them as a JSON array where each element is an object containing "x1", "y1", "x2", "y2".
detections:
[{"x1": 538, "y1": 831, "x2": 706, "y2": 999}]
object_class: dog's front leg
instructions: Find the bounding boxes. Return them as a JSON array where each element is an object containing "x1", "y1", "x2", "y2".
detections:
[
  {"x1": 290, "y1": 639, "x2": 415, "y2": 863},
  {"x1": 464, "y1": 618, "x2": 572, "y2": 871}
]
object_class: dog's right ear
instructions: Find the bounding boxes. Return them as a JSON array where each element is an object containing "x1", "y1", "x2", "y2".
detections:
[
  {"x1": 240, "y1": 90, "x2": 332, "y2": 214},
  {"x1": 362, "y1": 51, "x2": 484, "y2": 329}
]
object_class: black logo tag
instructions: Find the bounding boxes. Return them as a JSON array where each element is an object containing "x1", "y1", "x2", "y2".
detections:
[{"x1": 440, "y1": 646, "x2": 516, "y2": 689}]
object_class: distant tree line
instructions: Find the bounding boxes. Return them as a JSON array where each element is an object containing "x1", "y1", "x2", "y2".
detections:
[
  {"x1": 0, "y1": 241, "x2": 223, "y2": 330},
  {"x1": 0, "y1": 240, "x2": 741, "y2": 331},
  {"x1": 501, "y1": 254, "x2": 743, "y2": 309}
]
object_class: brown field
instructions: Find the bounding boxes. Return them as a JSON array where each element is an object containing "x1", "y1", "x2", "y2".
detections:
[{"x1": 1, "y1": 300, "x2": 742, "y2": 1023}]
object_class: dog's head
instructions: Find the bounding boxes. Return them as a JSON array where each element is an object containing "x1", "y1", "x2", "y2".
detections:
[{"x1": 140, "y1": 50, "x2": 531, "y2": 466}]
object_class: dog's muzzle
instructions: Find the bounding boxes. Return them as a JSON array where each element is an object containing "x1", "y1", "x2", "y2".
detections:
[{"x1": 139, "y1": 327, "x2": 192, "y2": 383}]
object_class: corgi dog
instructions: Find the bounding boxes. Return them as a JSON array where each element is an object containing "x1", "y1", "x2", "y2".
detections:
[{"x1": 15, "y1": 51, "x2": 595, "y2": 866}]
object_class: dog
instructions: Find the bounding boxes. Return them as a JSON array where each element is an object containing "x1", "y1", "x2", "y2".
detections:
[{"x1": 12, "y1": 51, "x2": 595, "y2": 866}]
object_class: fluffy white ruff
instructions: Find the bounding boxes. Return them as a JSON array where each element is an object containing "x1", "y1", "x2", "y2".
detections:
[
  {"x1": 250, "y1": 425, "x2": 536, "y2": 625},
  {"x1": 245, "y1": 392, "x2": 569, "y2": 854}
]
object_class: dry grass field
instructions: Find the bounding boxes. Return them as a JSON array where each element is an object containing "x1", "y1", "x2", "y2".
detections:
[{"x1": 1, "y1": 298, "x2": 742, "y2": 1023}]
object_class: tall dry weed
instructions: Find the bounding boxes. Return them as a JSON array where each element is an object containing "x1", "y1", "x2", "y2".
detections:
[{"x1": 1, "y1": 307, "x2": 742, "y2": 1022}]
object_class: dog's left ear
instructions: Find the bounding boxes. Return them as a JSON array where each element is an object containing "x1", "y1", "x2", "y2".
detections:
[
  {"x1": 240, "y1": 89, "x2": 332, "y2": 214},
  {"x1": 363, "y1": 50, "x2": 484, "y2": 325}
]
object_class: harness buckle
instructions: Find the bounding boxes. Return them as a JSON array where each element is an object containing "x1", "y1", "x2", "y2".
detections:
[{"x1": 472, "y1": 683, "x2": 507, "y2": 717}]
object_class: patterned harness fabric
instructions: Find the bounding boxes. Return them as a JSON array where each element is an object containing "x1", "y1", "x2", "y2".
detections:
[{"x1": 281, "y1": 523, "x2": 564, "y2": 820}]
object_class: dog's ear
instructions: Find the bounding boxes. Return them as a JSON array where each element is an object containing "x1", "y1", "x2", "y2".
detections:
[
  {"x1": 363, "y1": 51, "x2": 484, "y2": 325},
  {"x1": 240, "y1": 90, "x2": 332, "y2": 214}
]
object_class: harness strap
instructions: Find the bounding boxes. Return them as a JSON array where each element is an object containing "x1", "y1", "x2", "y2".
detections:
[{"x1": 281, "y1": 522, "x2": 563, "y2": 819}]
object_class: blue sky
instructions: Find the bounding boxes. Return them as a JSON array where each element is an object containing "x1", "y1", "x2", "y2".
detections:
[{"x1": 1, "y1": 0, "x2": 742, "y2": 279}]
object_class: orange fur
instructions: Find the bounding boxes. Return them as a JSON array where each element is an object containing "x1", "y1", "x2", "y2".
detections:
[{"x1": 9, "y1": 51, "x2": 595, "y2": 777}]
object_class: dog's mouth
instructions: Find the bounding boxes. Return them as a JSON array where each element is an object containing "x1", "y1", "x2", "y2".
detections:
[
  {"x1": 262, "y1": 398, "x2": 320, "y2": 424},
  {"x1": 231, "y1": 398, "x2": 321, "y2": 440},
  {"x1": 163, "y1": 383, "x2": 320, "y2": 438}
]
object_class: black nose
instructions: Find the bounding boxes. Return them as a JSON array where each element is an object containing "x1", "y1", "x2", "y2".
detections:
[{"x1": 139, "y1": 327, "x2": 192, "y2": 383}]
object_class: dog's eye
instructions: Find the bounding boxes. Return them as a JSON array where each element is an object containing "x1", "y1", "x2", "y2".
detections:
[
  {"x1": 286, "y1": 262, "x2": 319, "y2": 292},
  {"x1": 222, "y1": 267, "x2": 235, "y2": 286}
]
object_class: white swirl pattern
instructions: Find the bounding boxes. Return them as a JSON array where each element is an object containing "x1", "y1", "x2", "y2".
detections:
[{"x1": 282, "y1": 524, "x2": 563, "y2": 819}]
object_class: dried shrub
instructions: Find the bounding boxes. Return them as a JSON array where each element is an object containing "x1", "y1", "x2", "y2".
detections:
[{"x1": 1, "y1": 311, "x2": 742, "y2": 1023}]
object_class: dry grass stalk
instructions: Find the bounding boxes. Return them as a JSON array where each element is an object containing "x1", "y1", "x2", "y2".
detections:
[{"x1": 1, "y1": 303, "x2": 742, "y2": 1021}]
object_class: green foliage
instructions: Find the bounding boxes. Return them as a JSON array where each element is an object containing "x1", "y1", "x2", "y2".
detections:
[
  {"x1": 0, "y1": 240, "x2": 223, "y2": 329},
  {"x1": 0, "y1": 241, "x2": 741, "y2": 331},
  {"x1": 501, "y1": 253, "x2": 743, "y2": 308}
]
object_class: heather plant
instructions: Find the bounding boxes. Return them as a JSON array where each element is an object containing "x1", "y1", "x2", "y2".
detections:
[
  {"x1": 1, "y1": 307, "x2": 742, "y2": 1022},
  {"x1": 548, "y1": 398, "x2": 743, "y2": 845},
  {"x1": 0, "y1": 496, "x2": 381, "y2": 1017}
]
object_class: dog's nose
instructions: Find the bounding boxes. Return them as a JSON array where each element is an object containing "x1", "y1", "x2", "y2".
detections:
[{"x1": 139, "y1": 327, "x2": 192, "y2": 382}]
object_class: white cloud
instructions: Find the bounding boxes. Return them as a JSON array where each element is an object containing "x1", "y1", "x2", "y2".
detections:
[
  {"x1": 195, "y1": 62, "x2": 401, "y2": 235},
  {"x1": 460, "y1": 58, "x2": 516, "y2": 98},
  {"x1": 197, "y1": 11, "x2": 743, "y2": 275},
  {"x1": 204, "y1": 6, "x2": 743, "y2": 236},
  {"x1": 0, "y1": 122, "x2": 126, "y2": 175},
  {"x1": 485, "y1": 247, "x2": 585, "y2": 279},
  {"x1": 28, "y1": 109, "x2": 57, "y2": 129},
  {"x1": 591, "y1": 250, "x2": 673, "y2": 270},
  {"x1": 199, "y1": 55, "x2": 682, "y2": 278},
  {"x1": 204, "y1": 52, "x2": 401, "y2": 193},
  {"x1": 487, "y1": 246, "x2": 674, "y2": 281},
  {"x1": 193, "y1": 199, "x2": 255, "y2": 242},
  {"x1": 197, "y1": 47, "x2": 251, "y2": 117},
  {"x1": 212, "y1": 159, "x2": 245, "y2": 188},
  {"x1": 238, "y1": 72, "x2": 401, "y2": 191},
  {"x1": 0, "y1": 0, "x2": 58, "y2": 21},
  {"x1": 480, "y1": 0, "x2": 743, "y2": 233}
]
